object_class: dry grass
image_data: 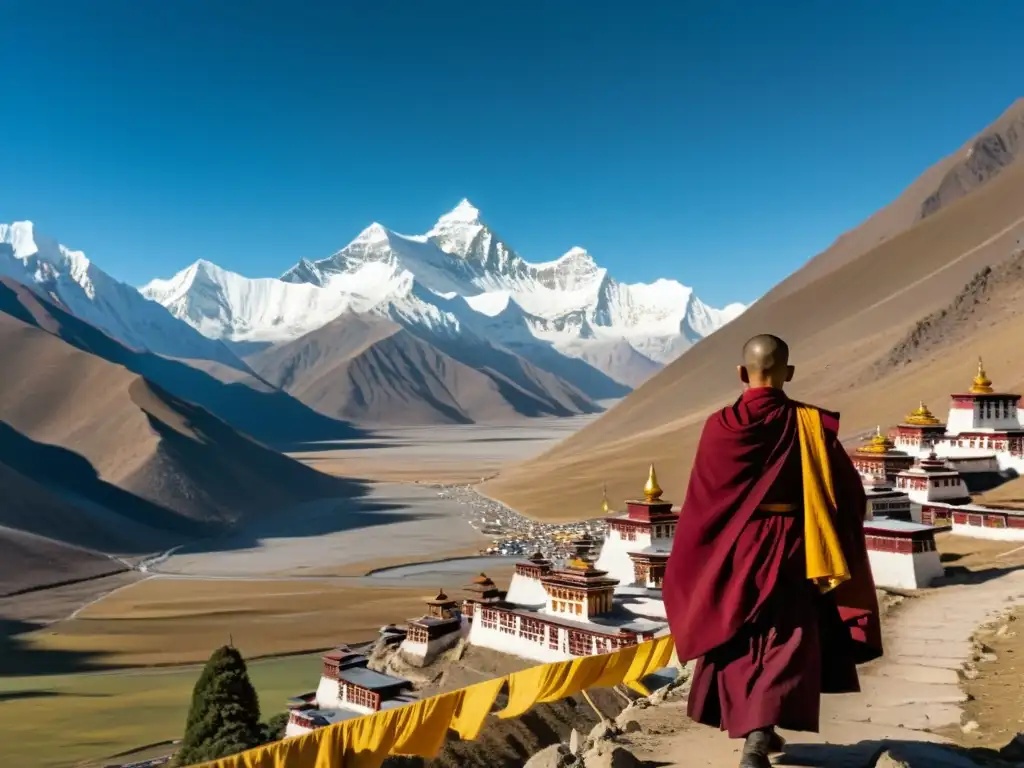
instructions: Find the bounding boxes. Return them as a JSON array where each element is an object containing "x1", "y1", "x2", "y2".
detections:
[
  {"x1": 0, "y1": 652, "x2": 318, "y2": 768},
  {"x1": 936, "y1": 533, "x2": 1024, "y2": 571},
  {"x1": 23, "y1": 577, "x2": 432, "y2": 668},
  {"x1": 947, "y1": 605, "x2": 1024, "y2": 753}
]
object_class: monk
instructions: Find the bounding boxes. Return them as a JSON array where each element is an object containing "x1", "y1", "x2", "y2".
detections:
[{"x1": 661, "y1": 335, "x2": 882, "y2": 768}]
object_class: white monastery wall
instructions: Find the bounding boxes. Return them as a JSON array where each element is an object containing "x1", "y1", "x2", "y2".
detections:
[
  {"x1": 468, "y1": 616, "x2": 572, "y2": 663},
  {"x1": 950, "y1": 521, "x2": 1024, "y2": 541},
  {"x1": 866, "y1": 550, "x2": 943, "y2": 590},
  {"x1": 505, "y1": 573, "x2": 549, "y2": 606},
  {"x1": 399, "y1": 626, "x2": 464, "y2": 667},
  {"x1": 595, "y1": 529, "x2": 649, "y2": 588}
]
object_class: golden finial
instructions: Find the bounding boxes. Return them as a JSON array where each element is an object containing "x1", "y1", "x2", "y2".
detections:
[
  {"x1": 970, "y1": 356, "x2": 994, "y2": 394},
  {"x1": 643, "y1": 464, "x2": 663, "y2": 502},
  {"x1": 601, "y1": 484, "x2": 610, "y2": 514},
  {"x1": 905, "y1": 401, "x2": 940, "y2": 426},
  {"x1": 858, "y1": 426, "x2": 894, "y2": 454}
]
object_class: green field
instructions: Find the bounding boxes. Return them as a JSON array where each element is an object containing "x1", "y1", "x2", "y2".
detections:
[{"x1": 0, "y1": 654, "x2": 318, "y2": 768}]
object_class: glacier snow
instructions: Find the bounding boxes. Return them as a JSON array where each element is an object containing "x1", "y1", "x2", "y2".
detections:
[{"x1": 141, "y1": 200, "x2": 746, "y2": 375}]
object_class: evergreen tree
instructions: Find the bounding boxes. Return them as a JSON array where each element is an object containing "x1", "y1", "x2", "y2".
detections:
[{"x1": 176, "y1": 645, "x2": 263, "y2": 766}]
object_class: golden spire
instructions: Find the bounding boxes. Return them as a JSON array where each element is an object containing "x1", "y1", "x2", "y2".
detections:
[
  {"x1": 905, "y1": 400, "x2": 941, "y2": 426},
  {"x1": 858, "y1": 426, "x2": 895, "y2": 454},
  {"x1": 970, "y1": 357, "x2": 994, "y2": 394},
  {"x1": 643, "y1": 464, "x2": 663, "y2": 502},
  {"x1": 601, "y1": 484, "x2": 610, "y2": 515}
]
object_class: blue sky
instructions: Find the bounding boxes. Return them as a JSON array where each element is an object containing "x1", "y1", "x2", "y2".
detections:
[{"x1": 2, "y1": 1, "x2": 1023, "y2": 306}]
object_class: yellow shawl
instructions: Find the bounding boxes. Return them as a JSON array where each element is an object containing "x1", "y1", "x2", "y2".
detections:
[{"x1": 796, "y1": 405, "x2": 850, "y2": 592}]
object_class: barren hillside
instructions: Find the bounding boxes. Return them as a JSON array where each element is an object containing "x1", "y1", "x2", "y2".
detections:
[
  {"x1": 250, "y1": 313, "x2": 602, "y2": 425},
  {"x1": 484, "y1": 118, "x2": 1024, "y2": 521},
  {"x1": 771, "y1": 98, "x2": 1024, "y2": 298},
  {"x1": 0, "y1": 277, "x2": 359, "y2": 445},
  {"x1": 0, "y1": 286, "x2": 363, "y2": 589}
]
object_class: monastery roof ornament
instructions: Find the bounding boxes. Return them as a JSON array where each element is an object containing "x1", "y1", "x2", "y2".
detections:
[
  {"x1": 601, "y1": 484, "x2": 610, "y2": 515},
  {"x1": 970, "y1": 357, "x2": 994, "y2": 394},
  {"x1": 858, "y1": 426, "x2": 895, "y2": 454},
  {"x1": 643, "y1": 464, "x2": 663, "y2": 502},
  {"x1": 905, "y1": 401, "x2": 941, "y2": 426}
]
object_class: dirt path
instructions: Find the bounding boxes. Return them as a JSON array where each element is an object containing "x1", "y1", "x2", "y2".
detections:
[{"x1": 620, "y1": 566, "x2": 1024, "y2": 767}]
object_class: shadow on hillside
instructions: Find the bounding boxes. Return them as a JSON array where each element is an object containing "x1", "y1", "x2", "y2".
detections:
[
  {"x1": 778, "y1": 736, "x2": 1021, "y2": 766},
  {"x1": 277, "y1": 438, "x2": 396, "y2": 453},
  {"x1": 0, "y1": 618, "x2": 115, "y2": 677},
  {"x1": 0, "y1": 421, "x2": 210, "y2": 552},
  {"x1": 174, "y1": 493, "x2": 424, "y2": 557},
  {"x1": 0, "y1": 406, "x2": 420, "y2": 561},
  {"x1": 936, "y1": 562, "x2": 1024, "y2": 587},
  {"x1": 0, "y1": 279, "x2": 370, "y2": 445},
  {"x1": 963, "y1": 469, "x2": 1020, "y2": 494}
]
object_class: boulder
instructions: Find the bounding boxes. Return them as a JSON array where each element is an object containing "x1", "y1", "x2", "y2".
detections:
[
  {"x1": 874, "y1": 752, "x2": 911, "y2": 768},
  {"x1": 524, "y1": 743, "x2": 572, "y2": 768},
  {"x1": 588, "y1": 720, "x2": 617, "y2": 743},
  {"x1": 613, "y1": 712, "x2": 642, "y2": 734},
  {"x1": 582, "y1": 745, "x2": 643, "y2": 768}
]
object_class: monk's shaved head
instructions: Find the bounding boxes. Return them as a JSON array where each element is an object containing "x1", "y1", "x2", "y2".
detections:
[
  {"x1": 742, "y1": 334, "x2": 790, "y2": 374},
  {"x1": 738, "y1": 334, "x2": 794, "y2": 389}
]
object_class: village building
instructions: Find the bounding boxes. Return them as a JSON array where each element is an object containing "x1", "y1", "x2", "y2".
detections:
[
  {"x1": 850, "y1": 427, "x2": 915, "y2": 482},
  {"x1": 863, "y1": 518, "x2": 944, "y2": 590},
  {"x1": 399, "y1": 589, "x2": 466, "y2": 666},
  {"x1": 919, "y1": 501, "x2": 1024, "y2": 540},
  {"x1": 594, "y1": 467, "x2": 678, "y2": 588},
  {"x1": 465, "y1": 547, "x2": 665, "y2": 662},
  {"x1": 285, "y1": 647, "x2": 415, "y2": 738},
  {"x1": 907, "y1": 361, "x2": 1024, "y2": 474},
  {"x1": 894, "y1": 452, "x2": 971, "y2": 506},
  {"x1": 891, "y1": 402, "x2": 948, "y2": 455},
  {"x1": 506, "y1": 551, "x2": 553, "y2": 606},
  {"x1": 460, "y1": 573, "x2": 504, "y2": 620},
  {"x1": 862, "y1": 475, "x2": 913, "y2": 521}
]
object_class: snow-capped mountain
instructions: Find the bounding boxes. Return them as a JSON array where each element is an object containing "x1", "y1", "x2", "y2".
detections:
[
  {"x1": 0, "y1": 222, "x2": 248, "y2": 371},
  {"x1": 142, "y1": 200, "x2": 746, "y2": 389}
]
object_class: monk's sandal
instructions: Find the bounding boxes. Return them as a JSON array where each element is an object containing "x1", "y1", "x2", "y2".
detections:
[{"x1": 739, "y1": 728, "x2": 773, "y2": 768}]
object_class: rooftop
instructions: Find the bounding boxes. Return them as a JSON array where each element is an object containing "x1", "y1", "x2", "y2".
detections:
[
  {"x1": 407, "y1": 615, "x2": 461, "y2": 627},
  {"x1": 864, "y1": 516, "x2": 941, "y2": 534},
  {"x1": 290, "y1": 706, "x2": 365, "y2": 727},
  {"x1": 337, "y1": 667, "x2": 412, "y2": 692},
  {"x1": 510, "y1": 602, "x2": 667, "y2": 635}
]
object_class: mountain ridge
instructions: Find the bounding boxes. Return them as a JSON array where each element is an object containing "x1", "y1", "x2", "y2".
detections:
[{"x1": 141, "y1": 201, "x2": 745, "y2": 391}]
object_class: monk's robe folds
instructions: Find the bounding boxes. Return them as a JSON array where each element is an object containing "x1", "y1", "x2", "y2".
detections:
[{"x1": 662, "y1": 387, "x2": 882, "y2": 738}]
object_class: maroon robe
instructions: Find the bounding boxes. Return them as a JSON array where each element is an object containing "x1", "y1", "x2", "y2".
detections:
[{"x1": 662, "y1": 387, "x2": 882, "y2": 738}]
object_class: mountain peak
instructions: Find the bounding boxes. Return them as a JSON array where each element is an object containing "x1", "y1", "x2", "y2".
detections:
[
  {"x1": 560, "y1": 246, "x2": 593, "y2": 262},
  {"x1": 0, "y1": 220, "x2": 40, "y2": 259},
  {"x1": 353, "y1": 222, "x2": 391, "y2": 244},
  {"x1": 435, "y1": 199, "x2": 481, "y2": 228}
]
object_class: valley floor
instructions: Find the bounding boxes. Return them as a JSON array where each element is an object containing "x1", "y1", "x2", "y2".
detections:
[{"x1": 0, "y1": 415, "x2": 601, "y2": 767}]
